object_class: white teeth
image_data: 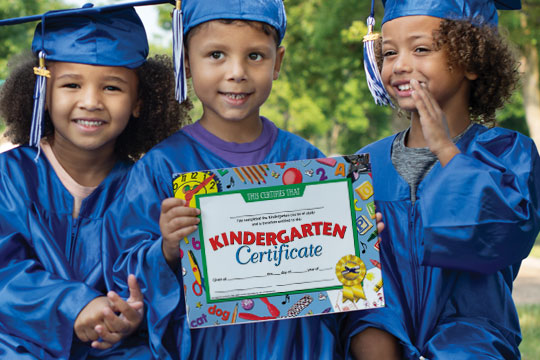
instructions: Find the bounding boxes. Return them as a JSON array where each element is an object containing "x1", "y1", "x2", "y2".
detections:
[
  {"x1": 398, "y1": 84, "x2": 411, "y2": 91},
  {"x1": 226, "y1": 93, "x2": 246, "y2": 100},
  {"x1": 76, "y1": 120, "x2": 103, "y2": 127}
]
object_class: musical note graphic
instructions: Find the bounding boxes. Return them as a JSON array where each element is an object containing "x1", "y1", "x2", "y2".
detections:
[
  {"x1": 226, "y1": 177, "x2": 235, "y2": 189},
  {"x1": 361, "y1": 242, "x2": 367, "y2": 254},
  {"x1": 281, "y1": 294, "x2": 291, "y2": 304}
]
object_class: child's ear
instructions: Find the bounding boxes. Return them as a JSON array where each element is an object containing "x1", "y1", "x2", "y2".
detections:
[
  {"x1": 273, "y1": 46, "x2": 286, "y2": 80},
  {"x1": 132, "y1": 99, "x2": 141, "y2": 118},
  {"x1": 465, "y1": 71, "x2": 478, "y2": 81}
]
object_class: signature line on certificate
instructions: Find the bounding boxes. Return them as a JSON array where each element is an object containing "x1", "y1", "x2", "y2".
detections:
[
  {"x1": 276, "y1": 279, "x2": 335, "y2": 287},
  {"x1": 227, "y1": 274, "x2": 280, "y2": 281},
  {"x1": 225, "y1": 267, "x2": 334, "y2": 281},
  {"x1": 215, "y1": 285, "x2": 273, "y2": 293},
  {"x1": 214, "y1": 278, "x2": 336, "y2": 294},
  {"x1": 230, "y1": 207, "x2": 323, "y2": 219}
]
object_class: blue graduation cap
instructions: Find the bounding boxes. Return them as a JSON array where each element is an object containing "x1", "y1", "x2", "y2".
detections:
[
  {"x1": 363, "y1": 0, "x2": 522, "y2": 106},
  {"x1": 0, "y1": 0, "x2": 177, "y2": 154},
  {"x1": 381, "y1": 0, "x2": 521, "y2": 26},
  {"x1": 181, "y1": 0, "x2": 287, "y2": 45}
]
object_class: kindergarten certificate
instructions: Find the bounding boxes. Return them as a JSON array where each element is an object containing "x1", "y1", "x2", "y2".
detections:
[
  {"x1": 200, "y1": 180, "x2": 355, "y2": 300},
  {"x1": 173, "y1": 155, "x2": 385, "y2": 328}
]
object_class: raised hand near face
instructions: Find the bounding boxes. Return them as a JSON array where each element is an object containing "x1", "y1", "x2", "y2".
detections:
[{"x1": 410, "y1": 79, "x2": 460, "y2": 166}]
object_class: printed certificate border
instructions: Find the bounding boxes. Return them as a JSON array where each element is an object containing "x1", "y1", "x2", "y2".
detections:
[
  {"x1": 195, "y1": 179, "x2": 360, "y2": 304},
  {"x1": 174, "y1": 154, "x2": 385, "y2": 328}
]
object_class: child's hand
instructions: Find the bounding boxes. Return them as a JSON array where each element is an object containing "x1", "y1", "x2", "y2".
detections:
[
  {"x1": 91, "y1": 275, "x2": 144, "y2": 350},
  {"x1": 74, "y1": 296, "x2": 111, "y2": 344},
  {"x1": 376, "y1": 212, "x2": 385, "y2": 235},
  {"x1": 160, "y1": 197, "x2": 201, "y2": 268},
  {"x1": 410, "y1": 79, "x2": 460, "y2": 166}
]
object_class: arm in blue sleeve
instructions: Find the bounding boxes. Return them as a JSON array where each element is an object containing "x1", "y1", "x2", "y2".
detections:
[
  {"x1": 420, "y1": 131, "x2": 540, "y2": 273},
  {"x1": 0, "y1": 175, "x2": 100, "y2": 359},
  {"x1": 103, "y1": 159, "x2": 189, "y2": 360}
]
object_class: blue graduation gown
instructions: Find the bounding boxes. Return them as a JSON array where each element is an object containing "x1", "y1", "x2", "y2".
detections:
[
  {"x1": 104, "y1": 128, "x2": 344, "y2": 359},
  {"x1": 343, "y1": 124, "x2": 540, "y2": 359},
  {"x1": 0, "y1": 146, "x2": 151, "y2": 360}
]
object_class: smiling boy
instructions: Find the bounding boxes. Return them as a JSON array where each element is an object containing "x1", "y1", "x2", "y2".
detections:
[{"x1": 102, "y1": 1, "x2": 343, "y2": 359}]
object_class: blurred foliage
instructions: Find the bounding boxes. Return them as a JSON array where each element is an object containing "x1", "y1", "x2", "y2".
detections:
[
  {"x1": 0, "y1": 0, "x2": 66, "y2": 129},
  {"x1": 0, "y1": 0, "x2": 65, "y2": 79},
  {"x1": 517, "y1": 304, "x2": 540, "y2": 359},
  {"x1": 530, "y1": 241, "x2": 540, "y2": 258},
  {"x1": 1, "y1": 0, "x2": 538, "y2": 155},
  {"x1": 158, "y1": 0, "x2": 536, "y2": 155},
  {"x1": 269, "y1": 0, "x2": 393, "y2": 155}
]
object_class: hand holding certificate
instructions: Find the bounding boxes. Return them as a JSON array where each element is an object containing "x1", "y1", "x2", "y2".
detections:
[{"x1": 173, "y1": 155, "x2": 385, "y2": 328}]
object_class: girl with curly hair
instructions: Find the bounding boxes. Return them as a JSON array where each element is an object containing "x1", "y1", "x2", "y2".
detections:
[
  {"x1": 0, "y1": 2, "x2": 190, "y2": 359},
  {"x1": 343, "y1": 0, "x2": 540, "y2": 359}
]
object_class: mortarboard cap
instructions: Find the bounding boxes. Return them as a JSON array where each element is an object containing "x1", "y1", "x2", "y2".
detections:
[
  {"x1": 381, "y1": 0, "x2": 521, "y2": 26},
  {"x1": 0, "y1": 0, "x2": 175, "y2": 155},
  {"x1": 31, "y1": 4, "x2": 148, "y2": 69},
  {"x1": 181, "y1": 0, "x2": 287, "y2": 45},
  {"x1": 0, "y1": 1, "x2": 177, "y2": 67}
]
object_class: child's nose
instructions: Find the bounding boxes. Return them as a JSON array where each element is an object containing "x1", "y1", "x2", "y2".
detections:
[
  {"x1": 78, "y1": 87, "x2": 104, "y2": 111},
  {"x1": 393, "y1": 54, "x2": 413, "y2": 74},
  {"x1": 226, "y1": 58, "x2": 248, "y2": 82}
]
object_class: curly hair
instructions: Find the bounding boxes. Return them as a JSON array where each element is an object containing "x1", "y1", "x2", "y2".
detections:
[
  {"x1": 375, "y1": 18, "x2": 520, "y2": 127},
  {"x1": 0, "y1": 52, "x2": 192, "y2": 161}
]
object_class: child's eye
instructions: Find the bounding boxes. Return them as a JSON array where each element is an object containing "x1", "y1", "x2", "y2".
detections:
[
  {"x1": 210, "y1": 51, "x2": 224, "y2": 60},
  {"x1": 382, "y1": 50, "x2": 396, "y2": 57},
  {"x1": 62, "y1": 83, "x2": 80, "y2": 89},
  {"x1": 414, "y1": 47, "x2": 430, "y2": 53},
  {"x1": 248, "y1": 53, "x2": 263, "y2": 61},
  {"x1": 104, "y1": 85, "x2": 121, "y2": 91}
]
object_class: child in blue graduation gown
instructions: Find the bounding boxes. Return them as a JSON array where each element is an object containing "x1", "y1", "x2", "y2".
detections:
[
  {"x1": 103, "y1": 1, "x2": 342, "y2": 359},
  {"x1": 0, "y1": 3, "x2": 190, "y2": 359},
  {"x1": 344, "y1": 0, "x2": 540, "y2": 359}
]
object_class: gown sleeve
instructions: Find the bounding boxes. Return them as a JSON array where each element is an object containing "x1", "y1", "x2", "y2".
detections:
[
  {"x1": 103, "y1": 159, "x2": 190, "y2": 360},
  {"x1": 0, "y1": 170, "x2": 100, "y2": 359},
  {"x1": 420, "y1": 129, "x2": 540, "y2": 273}
]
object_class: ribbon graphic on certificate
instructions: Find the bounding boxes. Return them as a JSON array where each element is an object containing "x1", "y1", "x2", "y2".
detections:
[{"x1": 173, "y1": 154, "x2": 385, "y2": 328}]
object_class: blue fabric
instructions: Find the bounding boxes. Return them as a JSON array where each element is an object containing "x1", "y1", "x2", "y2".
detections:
[
  {"x1": 0, "y1": 146, "x2": 152, "y2": 359},
  {"x1": 342, "y1": 124, "x2": 540, "y2": 359},
  {"x1": 182, "y1": 0, "x2": 287, "y2": 44},
  {"x1": 31, "y1": 4, "x2": 148, "y2": 68},
  {"x1": 103, "y1": 126, "x2": 345, "y2": 359},
  {"x1": 381, "y1": 0, "x2": 521, "y2": 26}
]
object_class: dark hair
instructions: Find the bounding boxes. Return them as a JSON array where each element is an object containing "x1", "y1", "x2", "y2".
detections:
[
  {"x1": 185, "y1": 19, "x2": 280, "y2": 49},
  {"x1": 0, "y1": 52, "x2": 192, "y2": 161},
  {"x1": 375, "y1": 18, "x2": 520, "y2": 127}
]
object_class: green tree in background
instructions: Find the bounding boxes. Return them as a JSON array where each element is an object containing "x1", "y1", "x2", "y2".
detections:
[
  {"x1": 147, "y1": 1, "x2": 537, "y2": 155},
  {"x1": 0, "y1": 0, "x2": 65, "y2": 133},
  {"x1": 0, "y1": 0, "x2": 65, "y2": 80},
  {"x1": 266, "y1": 0, "x2": 393, "y2": 155},
  {"x1": 499, "y1": 1, "x2": 540, "y2": 147}
]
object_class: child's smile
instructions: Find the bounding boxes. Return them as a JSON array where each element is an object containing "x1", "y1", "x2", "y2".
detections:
[
  {"x1": 220, "y1": 91, "x2": 252, "y2": 105},
  {"x1": 73, "y1": 118, "x2": 107, "y2": 133}
]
